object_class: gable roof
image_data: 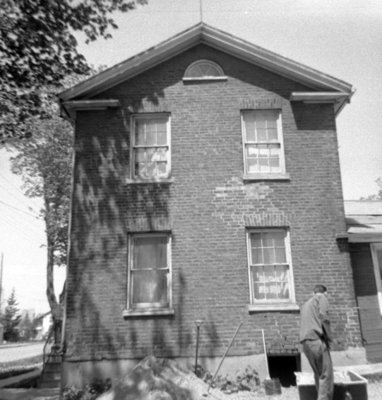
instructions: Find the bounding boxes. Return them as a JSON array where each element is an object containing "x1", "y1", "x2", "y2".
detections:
[{"x1": 59, "y1": 22, "x2": 354, "y2": 115}]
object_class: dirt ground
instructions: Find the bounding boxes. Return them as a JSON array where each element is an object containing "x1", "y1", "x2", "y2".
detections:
[{"x1": 94, "y1": 356, "x2": 382, "y2": 400}]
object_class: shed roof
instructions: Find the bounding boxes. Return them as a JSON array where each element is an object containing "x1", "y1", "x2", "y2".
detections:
[{"x1": 345, "y1": 201, "x2": 382, "y2": 243}]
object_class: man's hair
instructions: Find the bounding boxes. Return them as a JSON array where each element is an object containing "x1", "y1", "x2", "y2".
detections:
[{"x1": 314, "y1": 284, "x2": 327, "y2": 294}]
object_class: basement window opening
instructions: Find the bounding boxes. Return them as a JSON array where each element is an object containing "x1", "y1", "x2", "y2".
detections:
[{"x1": 267, "y1": 353, "x2": 301, "y2": 387}]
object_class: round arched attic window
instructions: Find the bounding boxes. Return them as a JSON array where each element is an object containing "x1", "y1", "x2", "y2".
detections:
[{"x1": 183, "y1": 59, "x2": 227, "y2": 81}]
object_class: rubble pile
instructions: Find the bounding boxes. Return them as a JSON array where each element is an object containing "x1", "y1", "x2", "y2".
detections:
[{"x1": 97, "y1": 357, "x2": 258, "y2": 400}]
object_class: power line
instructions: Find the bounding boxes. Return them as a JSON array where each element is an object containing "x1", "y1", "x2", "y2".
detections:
[
  {"x1": 0, "y1": 173, "x2": 42, "y2": 212},
  {"x1": 0, "y1": 199, "x2": 41, "y2": 220},
  {"x1": 0, "y1": 215, "x2": 45, "y2": 246}
]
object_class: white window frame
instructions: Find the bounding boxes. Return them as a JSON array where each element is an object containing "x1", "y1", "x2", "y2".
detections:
[
  {"x1": 130, "y1": 113, "x2": 171, "y2": 182},
  {"x1": 241, "y1": 109, "x2": 287, "y2": 180},
  {"x1": 183, "y1": 59, "x2": 227, "y2": 81},
  {"x1": 371, "y1": 243, "x2": 382, "y2": 315},
  {"x1": 125, "y1": 233, "x2": 173, "y2": 316},
  {"x1": 246, "y1": 228, "x2": 297, "y2": 311}
]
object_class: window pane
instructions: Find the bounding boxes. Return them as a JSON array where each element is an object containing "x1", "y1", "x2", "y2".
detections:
[
  {"x1": 156, "y1": 148, "x2": 168, "y2": 161},
  {"x1": 135, "y1": 121, "x2": 145, "y2": 145},
  {"x1": 252, "y1": 246, "x2": 263, "y2": 264},
  {"x1": 157, "y1": 128, "x2": 167, "y2": 146},
  {"x1": 267, "y1": 128, "x2": 278, "y2": 141},
  {"x1": 247, "y1": 158, "x2": 259, "y2": 173},
  {"x1": 263, "y1": 247, "x2": 275, "y2": 264},
  {"x1": 275, "y1": 247, "x2": 286, "y2": 263},
  {"x1": 157, "y1": 162, "x2": 167, "y2": 176},
  {"x1": 273, "y1": 231, "x2": 286, "y2": 246},
  {"x1": 132, "y1": 270, "x2": 168, "y2": 304},
  {"x1": 135, "y1": 149, "x2": 146, "y2": 162},
  {"x1": 259, "y1": 157, "x2": 269, "y2": 171},
  {"x1": 133, "y1": 236, "x2": 167, "y2": 269},
  {"x1": 279, "y1": 281, "x2": 290, "y2": 299},
  {"x1": 135, "y1": 162, "x2": 146, "y2": 177},
  {"x1": 266, "y1": 113, "x2": 278, "y2": 129},
  {"x1": 244, "y1": 116, "x2": 256, "y2": 141},
  {"x1": 269, "y1": 156, "x2": 280, "y2": 170},
  {"x1": 265, "y1": 282, "x2": 279, "y2": 299},
  {"x1": 256, "y1": 115, "x2": 267, "y2": 129},
  {"x1": 252, "y1": 266, "x2": 263, "y2": 282},
  {"x1": 257, "y1": 128, "x2": 267, "y2": 142},
  {"x1": 275, "y1": 265, "x2": 289, "y2": 281},
  {"x1": 253, "y1": 282, "x2": 266, "y2": 300},
  {"x1": 263, "y1": 267, "x2": 275, "y2": 282},
  {"x1": 247, "y1": 145, "x2": 258, "y2": 156}
]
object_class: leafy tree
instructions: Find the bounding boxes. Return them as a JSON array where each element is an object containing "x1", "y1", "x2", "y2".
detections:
[
  {"x1": 1, "y1": 288, "x2": 21, "y2": 342},
  {"x1": 360, "y1": 177, "x2": 382, "y2": 200},
  {"x1": 9, "y1": 98, "x2": 73, "y2": 338},
  {"x1": 0, "y1": 0, "x2": 147, "y2": 141}
]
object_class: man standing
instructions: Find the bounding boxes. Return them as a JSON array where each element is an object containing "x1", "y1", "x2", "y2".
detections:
[{"x1": 300, "y1": 284, "x2": 334, "y2": 400}]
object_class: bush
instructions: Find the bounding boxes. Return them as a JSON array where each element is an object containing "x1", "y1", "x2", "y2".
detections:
[
  {"x1": 195, "y1": 364, "x2": 260, "y2": 394},
  {"x1": 62, "y1": 378, "x2": 112, "y2": 400}
]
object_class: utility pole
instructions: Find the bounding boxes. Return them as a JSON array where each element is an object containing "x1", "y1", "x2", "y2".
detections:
[
  {"x1": 0, "y1": 253, "x2": 3, "y2": 344},
  {"x1": 0, "y1": 252, "x2": 3, "y2": 309}
]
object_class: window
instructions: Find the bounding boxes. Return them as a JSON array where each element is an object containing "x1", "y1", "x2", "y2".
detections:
[
  {"x1": 131, "y1": 114, "x2": 170, "y2": 180},
  {"x1": 127, "y1": 233, "x2": 172, "y2": 315},
  {"x1": 183, "y1": 60, "x2": 226, "y2": 81},
  {"x1": 241, "y1": 110, "x2": 286, "y2": 177},
  {"x1": 371, "y1": 244, "x2": 382, "y2": 315},
  {"x1": 247, "y1": 229, "x2": 295, "y2": 308}
]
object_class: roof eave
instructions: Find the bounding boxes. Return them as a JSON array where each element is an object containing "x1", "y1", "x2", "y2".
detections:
[{"x1": 59, "y1": 23, "x2": 353, "y2": 102}]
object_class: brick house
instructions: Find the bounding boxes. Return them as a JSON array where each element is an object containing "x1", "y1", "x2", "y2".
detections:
[
  {"x1": 345, "y1": 201, "x2": 382, "y2": 362},
  {"x1": 59, "y1": 23, "x2": 364, "y2": 387}
]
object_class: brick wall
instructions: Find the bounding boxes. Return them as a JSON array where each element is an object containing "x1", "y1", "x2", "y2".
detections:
[{"x1": 65, "y1": 44, "x2": 362, "y2": 362}]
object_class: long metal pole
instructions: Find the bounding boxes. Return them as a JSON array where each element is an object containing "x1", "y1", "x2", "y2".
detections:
[
  {"x1": 194, "y1": 320, "x2": 203, "y2": 374},
  {"x1": 0, "y1": 253, "x2": 3, "y2": 308},
  {"x1": 262, "y1": 329, "x2": 271, "y2": 379},
  {"x1": 206, "y1": 322, "x2": 243, "y2": 394}
]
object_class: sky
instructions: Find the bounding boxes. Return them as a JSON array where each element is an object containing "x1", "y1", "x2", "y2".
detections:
[{"x1": 0, "y1": 0, "x2": 381, "y2": 313}]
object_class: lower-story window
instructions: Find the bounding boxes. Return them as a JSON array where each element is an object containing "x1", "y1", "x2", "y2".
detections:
[
  {"x1": 128, "y1": 233, "x2": 172, "y2": 313},
  {"x1": 247, "y1": 228, "x2": 295, "y2": 305}
]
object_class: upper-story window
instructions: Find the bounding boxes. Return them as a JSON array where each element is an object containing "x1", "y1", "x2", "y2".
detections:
[
  {"x1": 241, "y1": 109, "x2": 286, "y2": 178},
  {"x1": 131, "y1": 114, "x2": 171, "y2": 181},
  {"x1": 183, "y1": 60, "x2": 227, "y2": 81}
]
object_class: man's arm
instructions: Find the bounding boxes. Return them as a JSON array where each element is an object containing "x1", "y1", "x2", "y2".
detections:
[{"x1": 318, "y1": 295, "x2": 333, "y2": 345}]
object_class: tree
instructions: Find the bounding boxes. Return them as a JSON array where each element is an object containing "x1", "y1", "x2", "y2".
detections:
[
  {"x1": 1, "y1": 288, "x2": 21, "y2": 342},
  {"x1": 360, "y1": 177, "x2": 382, "y2": 200},
  {"x1": 9, "y1": 99, "x2": 73, "y2": 342},
  {"x1": 0, "y1": 0, "x2": 147, "y2": 141}
]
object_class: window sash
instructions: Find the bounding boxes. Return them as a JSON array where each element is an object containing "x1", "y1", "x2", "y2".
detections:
[
  {"x1": 128, "y1": 233, "x2": 171, "y2": 309},
  {"x1": 131, "y1": 114, "x2": 170, "y2": 180},
  {"x1": 371, "y1": 244, "x2": 382, "y2": 315},
  {"x1": 242, "y1": 110, "x2": 284, "y2": 174},
  {"x1": 247, "y1": 229, "x2": 293, "y2": 303}
]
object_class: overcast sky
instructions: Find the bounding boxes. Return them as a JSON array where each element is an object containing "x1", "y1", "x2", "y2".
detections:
[{"x1": 0, "y1": 0, "x2": 381, "y2": 313}]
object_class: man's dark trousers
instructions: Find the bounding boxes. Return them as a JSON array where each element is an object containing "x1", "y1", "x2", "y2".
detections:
[{"x1": 302, "y1": 339, "x2": 334, "y2": 400}]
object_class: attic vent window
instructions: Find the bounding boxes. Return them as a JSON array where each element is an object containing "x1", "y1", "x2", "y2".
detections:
[{"x1": 183, "y1": 60, "x2": 227, "y2": 82}]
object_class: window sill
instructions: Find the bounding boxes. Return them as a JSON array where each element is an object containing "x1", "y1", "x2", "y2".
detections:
[
  {"x1": 125, "y1": 178, "x2": 174, "y2": 185},
  {"x1": 248, "y1": 303, "x2": 300, "y2": 313},
  {"x1": 123, "y1": 308, "x2": 175, "y2": 318},
  {"x1": 183, "y1": 76, "x2": 228, "y2": 82},
  {"x1": 243, "y1": 173, "x2": 290, "y2": 182}
]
